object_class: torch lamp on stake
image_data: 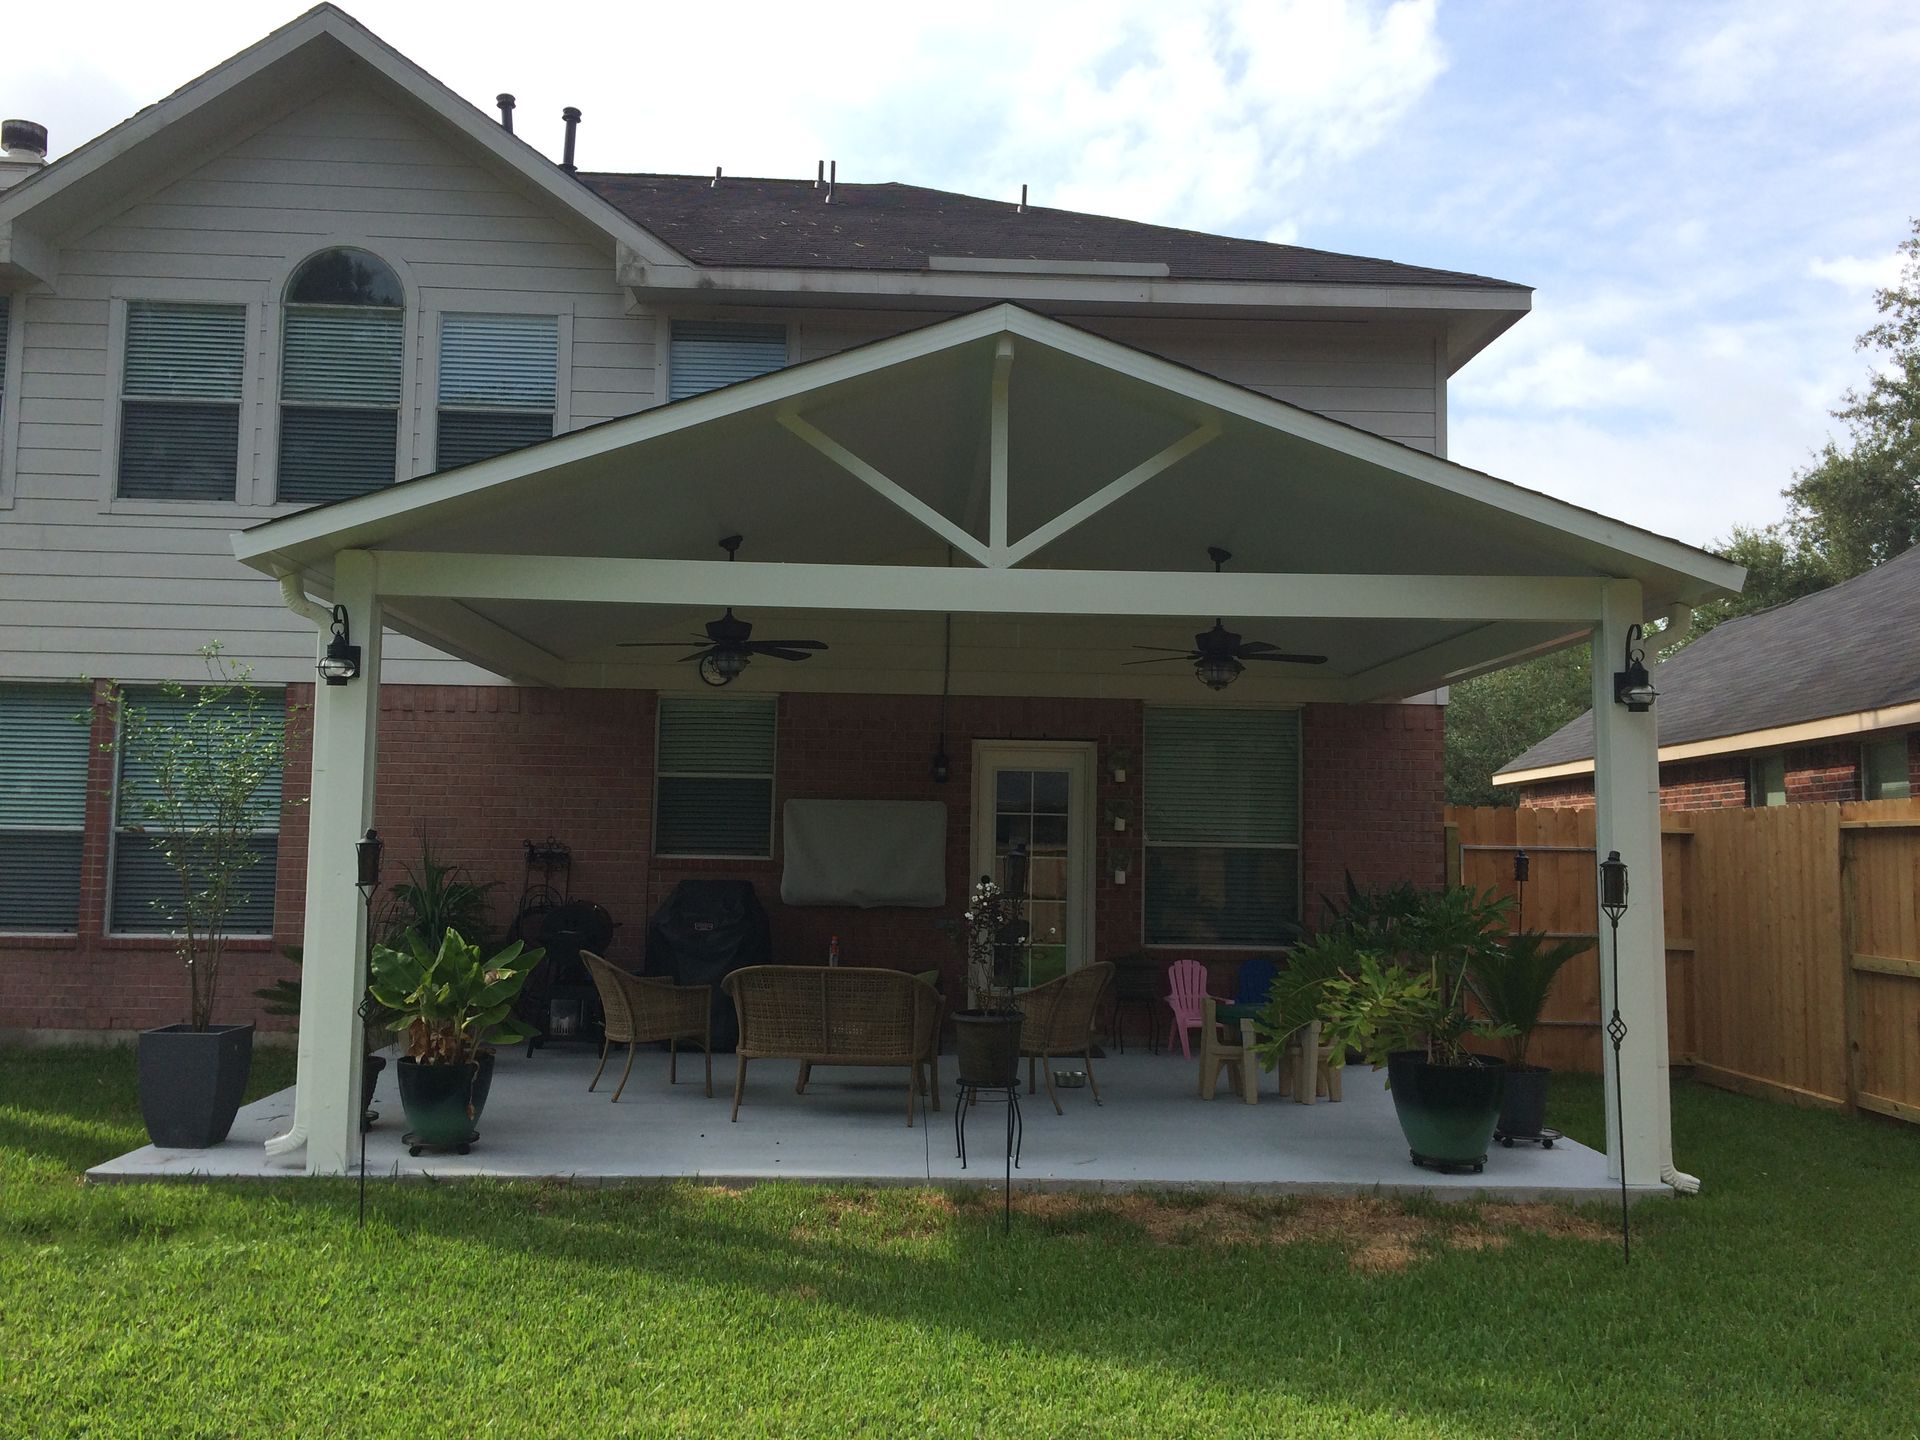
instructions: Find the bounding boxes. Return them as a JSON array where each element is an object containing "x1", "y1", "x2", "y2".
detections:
[
  {"x1": 1599, "y1": 848, "x2": 1631, "y2": 1264},
  {"x1": 354, "y1": 828, "x2": 383, "y2": 1229}
]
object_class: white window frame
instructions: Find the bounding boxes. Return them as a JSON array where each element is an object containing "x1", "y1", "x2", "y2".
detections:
[
  {"x1": 104, "y1": 687, "x2": 283, "y2": 940},
  {"x1": 422, "y1": 300, "x2": 574, "y2": 476},
  {"x1": 661, "y1": 313, "x2": 791, "y2": 406},
  {"x1": 652, "y1": 693, "x2": 778, "y2": 860},
  {"x1": 1141, "y1": 703, "x2": 1305, "y2": 951}
]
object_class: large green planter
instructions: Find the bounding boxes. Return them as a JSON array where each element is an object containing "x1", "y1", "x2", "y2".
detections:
[
  {"x1": 1386, "y1": 1050, "x2": 1507, "y2": 1174},
  {"x1": 395, "y1": 1053, "x2": 496, "y2": 1155}
]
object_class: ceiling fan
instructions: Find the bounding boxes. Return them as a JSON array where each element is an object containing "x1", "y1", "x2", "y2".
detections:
[
  {"x1": 1125, "y1": 547, "x2": 1329, "y2": 691},
  {"x1": 618, "y1": 535, "x2": 828, "y2": 687}
]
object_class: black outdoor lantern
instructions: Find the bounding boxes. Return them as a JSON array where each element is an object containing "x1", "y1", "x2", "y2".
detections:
[
  {"x1": 1513, "y1": 850, "x2": 1531, "y2": 884},
  {"x1": 355, "y1": 828, "x2": 384, "y2": 896},
  {"x1": 1612, "y1": 623, "x2": 1656, "y2": 712},
  {"x1": 1196, "y1": 652, "x2": 1244, "y2": 691},
  {"x1": 318, "y1": 604, "x2": 362, "y2": 686},
  {"x1": 1598, "y1": 847, "x2": 1632, "y2": 1262},
  {"x1": 697, "y1": 648, "x2": 749, "y2": 688},
  {"x1": 931, "y1": 749, "x2": 951, "y2": 784}
]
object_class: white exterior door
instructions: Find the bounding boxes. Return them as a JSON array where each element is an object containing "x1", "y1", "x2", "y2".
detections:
[{"x1": 970, "y1": 741, "x2": 1096, "y2": 988}]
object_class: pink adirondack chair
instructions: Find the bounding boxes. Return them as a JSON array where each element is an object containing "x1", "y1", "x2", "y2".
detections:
[{"x1": 1165, "y1": 958, "x2": 1218, "y2": 1059}]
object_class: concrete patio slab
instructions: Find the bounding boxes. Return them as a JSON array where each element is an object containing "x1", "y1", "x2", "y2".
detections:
[{"x1": 88, "y1": 1047, "x2": 1650, "y2": 1201}]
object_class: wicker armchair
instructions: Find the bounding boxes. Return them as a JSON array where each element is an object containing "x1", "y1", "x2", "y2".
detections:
[
  {"x1": 582, "y1": 951, "x2": 713, "y2": 1101},
  {"x1": 1019, "y1": 961, "x2": 1114, "y2": 1115}
]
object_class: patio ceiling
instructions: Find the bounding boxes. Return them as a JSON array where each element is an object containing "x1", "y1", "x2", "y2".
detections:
[{"x1": 233, "y1": 304, "x2": 1743, "y2": 701}]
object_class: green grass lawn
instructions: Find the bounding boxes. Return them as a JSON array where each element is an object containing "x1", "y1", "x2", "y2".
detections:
[{"x1": 3, "y1": 1049, "x2": 1918, "y2": 1439}]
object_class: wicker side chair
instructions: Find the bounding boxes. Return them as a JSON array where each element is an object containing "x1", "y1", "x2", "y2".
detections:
[
  {"x1": 1019, "y1": 961, "x2": 1114, "y2": 1116},
  {"x1": 582, "y1": 951, "x2": 713, "y2": 1101}
]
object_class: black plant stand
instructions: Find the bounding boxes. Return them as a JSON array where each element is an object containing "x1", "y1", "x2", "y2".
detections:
[
  {"x1": 1496, "y1": 1126, "x2": 1562, "y2": 1149},
  {"x1": 955, "y1": 1079, "x2": 1023, "y2": 1234}
]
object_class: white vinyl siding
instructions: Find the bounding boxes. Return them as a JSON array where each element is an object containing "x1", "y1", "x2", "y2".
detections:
[
  {"x1": 654, "y1": 695, "x2": 776, "y2": 857},
  {"x1": 0, "y1": 295, "x2": 10, "y2": 423},
  {"x1": 109, "y1": 688, "x2": 282, "y2": 936},
  {"x1": 277, "y1": 304, "x2": 404, "y2": 503},
  {"x1": 0, "y1": 683, "x2": 92, "y2": 932},
  {"x1": 668, "y1": 320, "x2": 787, "y2": 401},
  {"x1": 436, "y1": 313, "x2": 557, "y2": 469},
  {"x1": 117, "y1": 302, "x2": 246, "y2": 501},
  {"x1": 1863, "y1": 738, "x2": 1912, "y2": 801},
  {"x1": 1144, "y1": 707, "x2": 1302, "y2": 947}
]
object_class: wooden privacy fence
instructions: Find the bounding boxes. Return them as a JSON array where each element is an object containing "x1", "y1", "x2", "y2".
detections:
[{"x1": 1445, "y1": 798, "x2": 1920, "y2": 1125}]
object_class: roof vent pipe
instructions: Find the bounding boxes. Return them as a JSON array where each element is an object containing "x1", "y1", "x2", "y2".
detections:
[
  {"x1": 0, "y1": 119, "x2": 48, "y2": 191},
  {"x1": 1018, "y1": 183, "x2": 1027, "y2": 213},
  {"x1": 815, "y1": 159, "x2": 823, "y2": 188},
  {"x1": 712, "y1": 166, "x2": 721, "y2": 187},
  {"x1": 825, "y1": 159, "x2": 835, "y2": 204},
  {"x1": 496, "y1": 94, "x2": 515, "y2": 133},
  {"x1": 560, "y1": 106, "x2": 581, "y2": 174}
]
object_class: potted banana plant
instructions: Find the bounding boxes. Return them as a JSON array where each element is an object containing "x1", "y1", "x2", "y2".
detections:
[{"x1": 368, "y1": 929, "x2": 541, "y2": 1155}]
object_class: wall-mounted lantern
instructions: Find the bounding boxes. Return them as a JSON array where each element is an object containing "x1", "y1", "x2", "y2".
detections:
[
  {"x1": 1612, "y1": 623, "x2": 1656, "y2": 712},
  {"x1": 1107, "y1": 745, "x2": 1133, "y2": 784},
  {"x1": 1105, "y1": 798, "x2": 1133, "y2": 833},
  {"x1": 318, "y1": 604, "x2": 362, "y2": 686}
]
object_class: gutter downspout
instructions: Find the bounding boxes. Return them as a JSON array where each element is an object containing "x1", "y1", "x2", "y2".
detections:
[{"x1": 263, "y1": 570, "x2": 334, "y2": 1158}]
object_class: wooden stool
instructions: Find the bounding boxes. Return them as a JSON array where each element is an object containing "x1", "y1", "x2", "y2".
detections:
[{"x1": 1198, "y1": 997, "x2": 1259, "y2": 1104}]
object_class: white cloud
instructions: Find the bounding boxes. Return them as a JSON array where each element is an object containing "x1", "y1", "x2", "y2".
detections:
[{"x1": 1809, "y1": 253, "x2": 1906, "y2": 292}]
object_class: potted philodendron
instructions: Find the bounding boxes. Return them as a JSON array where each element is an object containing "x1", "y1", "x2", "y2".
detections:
[
  {"x1": 1468, "y1": 930, "x2": 1591, "y2": 1145},
  {"x1": 952, "y1": 871, "x2": 1027, "y2": 1087},
  {"x1": 104, "y1": 646, "x2": 298, "y2": 1148},
  {"x1": 368, "y1": 928, "x2": 541, "y2": 1155},
  {"x1": 1259, "y1": 885, "x2": 1516, "y2": 1173}
]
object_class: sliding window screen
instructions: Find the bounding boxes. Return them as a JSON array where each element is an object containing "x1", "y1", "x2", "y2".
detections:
[
  {"x1": 118, "y1": 302, "x2": 246, "y2": 500},
  {"x1": 654, "y1": 696, "x2": 776, "y2": 857},
  {"x1": 110, "y1": 688, "x2": 283, "y2": 936},
  {"x1": 1144, "y1": 707, "x2": 1301, "y2": 946},
  {"x1": 436, "y1": 313, "x2": 557, "y2": 469},
  {"x1": 0, "y1": 684, "x2": 92, "y2": 932}
]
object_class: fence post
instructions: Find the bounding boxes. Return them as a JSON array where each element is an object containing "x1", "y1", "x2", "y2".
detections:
[
  {"x1": 1839, "y1": 829, "x2": 1862, "y2": 1113},
  {"x1": 1444, "y1": 821, "x2": 1461, "y2": 889}
]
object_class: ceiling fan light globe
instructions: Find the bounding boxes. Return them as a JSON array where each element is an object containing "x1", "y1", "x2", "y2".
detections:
[{"x1": 1197, "y1": 654, "x2": 1243, "y2": 691}]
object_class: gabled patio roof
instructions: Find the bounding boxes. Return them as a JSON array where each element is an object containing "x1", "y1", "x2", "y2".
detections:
[{"x1": 233, "y1": 304, "x2": 1742, "y2": 701}]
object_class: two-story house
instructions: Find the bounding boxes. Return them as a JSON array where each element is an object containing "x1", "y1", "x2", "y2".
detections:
[{"x1": 1, "y1": 7, "x2": 1736, "y2": 1184}]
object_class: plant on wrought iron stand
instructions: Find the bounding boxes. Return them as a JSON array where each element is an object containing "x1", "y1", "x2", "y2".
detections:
[
  {"x1": 1599, "y1": 849, "x2": 1632, "y2": 1263},
  {"x1": 101, "y1": 644, "x2": 300, "y2": 1148}
]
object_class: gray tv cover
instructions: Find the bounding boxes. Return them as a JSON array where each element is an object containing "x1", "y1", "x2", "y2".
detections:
[{"x1": 780, "y1": 799, "x2": 947, "y2": 908}]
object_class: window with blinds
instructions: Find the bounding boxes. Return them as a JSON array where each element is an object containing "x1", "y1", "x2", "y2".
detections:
[
  {"x1": 668, "y1": 320, "x2": 787, "y2": 402},
  {"x1": 436, "y1": 313, "x2": 557, "y2": 469},
  {"x1": 277, "y1": 247, "x2": 404, "y2": 504},
  {"x1": 0, "y1": 684, "x2": 92, "y2": 932},
  {"x1": 1143, "y1": 707, "x2": 1302, "y2": 947},
  {"x1": 1862, "y1": 738, "x2": 1912, "y2": 801},
  {"x1": 655, "y1": 695, "x2": 776, "y2": 856},
  {"x1": 109, "y1": 688, "x2": 283, "y2": 936},
  {"x1": 117, "y1": 302, "x2": 246, "y2": 500}
]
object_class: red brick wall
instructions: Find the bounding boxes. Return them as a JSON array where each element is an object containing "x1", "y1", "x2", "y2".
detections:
[
  {"x1": 1782, "y1": 741, "x2": 1860, "y2": 804},
  {"x1": 1516, "y1": 741, "x2": 1917, "y2": 811},
  {"x1": 2, "y1": 686, "x2": 1447, "y2": 1032}
]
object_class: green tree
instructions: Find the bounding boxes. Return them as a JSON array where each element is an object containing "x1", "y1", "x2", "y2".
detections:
[
  {"x1": 1686, "y1": 523, "x2": 1842, "y2": 637},
  {"x1": 1443, "y1": 645, "x2": 1591, "y2": 806},
  {"x1": 1782, "y1": 216, "x2": 1920, "y2": 572}
]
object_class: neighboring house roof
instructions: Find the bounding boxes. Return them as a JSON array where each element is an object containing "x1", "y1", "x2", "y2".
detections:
[
  {"x1": 1497, "y1": 546, "x2": 1920, "y2": 783},
  {"x1": 578, "y1": 174, "x2": 1526, "y2": 290}
]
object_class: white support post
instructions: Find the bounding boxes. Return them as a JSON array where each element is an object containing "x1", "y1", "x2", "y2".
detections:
[
  {"x1": 1591, "y1": 580, "x2": 1686, "y2": 1190},
  {"x1": 294, "y1": 550, "x2": 383, "y2": 1177},
  {"x1": 989, "y1": 335, "x2": 1013, "y2": 558}
]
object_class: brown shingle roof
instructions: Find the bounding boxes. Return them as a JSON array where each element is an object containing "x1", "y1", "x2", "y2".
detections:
[
  {"x1": 1499, "y1": 545, "x2": 1920, "y2": 777},
  {"x1": 578, "y1": 173, "x2": 1528, "y2": 289}
]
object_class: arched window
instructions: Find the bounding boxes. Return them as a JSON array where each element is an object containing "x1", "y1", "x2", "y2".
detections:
[{"x1": 276, "y1": 247, "x2": 404, "y2": 503}]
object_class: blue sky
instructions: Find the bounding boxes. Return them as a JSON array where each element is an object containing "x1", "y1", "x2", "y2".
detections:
[{"x1": 8, "y1": 0, "x2": 1917, "y2": 546}]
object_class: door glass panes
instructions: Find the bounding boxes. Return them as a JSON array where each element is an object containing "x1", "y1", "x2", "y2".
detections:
[{"x1": 993, "y1": 766, "x2": 1071, "y2": 989}]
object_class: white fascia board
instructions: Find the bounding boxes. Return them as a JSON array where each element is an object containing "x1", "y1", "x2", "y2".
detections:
[
  {"x1": 0, "y1": 5, "x2": 687, "y2": 268},
  {"x1": 618, "y1": 254, "x2": 1532, "y2": 316}
]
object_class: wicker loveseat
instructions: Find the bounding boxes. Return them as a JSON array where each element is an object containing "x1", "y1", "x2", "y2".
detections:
[{"x1": 723, "y1": 965, "x2": 943, "y2": 1126}]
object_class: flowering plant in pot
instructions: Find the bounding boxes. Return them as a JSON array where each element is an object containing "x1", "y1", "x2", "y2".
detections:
[
  {"x1": 1467, "y1": 930, "x2": 1591, "y2": 1144},
  {"x1": 101, "y1": 646, "x2": 299, "y2": 1148},
  {"x1": 953, "y1": 870, "x2": 1028, "y2": 1086},
  {"x1": 367, "y1": 929, "x2": 541, "y2": 1154}
]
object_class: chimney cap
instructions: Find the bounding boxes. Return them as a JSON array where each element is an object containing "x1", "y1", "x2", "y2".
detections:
[{"x1": 2, "y1": 119, "x2": 48, "y2": 159}]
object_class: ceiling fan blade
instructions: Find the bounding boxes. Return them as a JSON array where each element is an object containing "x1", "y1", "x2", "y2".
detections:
[
  {"x1": 1131, "y1": 645, "x2": 1202, "y2": 655},
  {"x1": 744, "y1": 639, "x2": 828, "y2": 651},
  {"x1": 753, "y1": 647, "x2": 818, "y2": 662},
  {"x1": 617, "y1": 637, "x2": 713, "y2": 647},
  {"x1": 1122, "y1": 654, "x2": 1198, "y2": 666},
  {"x1": 1240, "y1": 651, "x2": 1330, "y2": 665},
  {"x1": 676, "y1": 648, "x2": 714, "y2": 662}
]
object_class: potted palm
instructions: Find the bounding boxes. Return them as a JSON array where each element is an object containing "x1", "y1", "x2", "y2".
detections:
[
  {"x1": 368, "y1": 929, "x2": 541, "y2": 1155},
  {"x1": 1468, "y1": 930, "x2": 1591, "y2": 1145},
  {"x1": 103, "y1": 648, "x2": 296, "y2": 1148}
]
